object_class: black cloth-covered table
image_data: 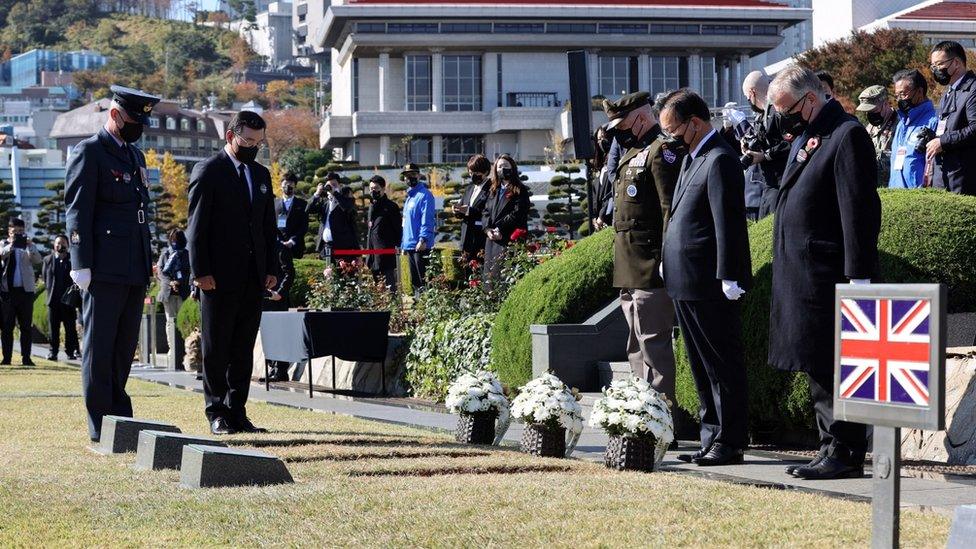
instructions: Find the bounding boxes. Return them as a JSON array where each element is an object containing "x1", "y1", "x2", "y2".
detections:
[{"x1": 260, "y1": 310, "x2": 391, "y2": 396}]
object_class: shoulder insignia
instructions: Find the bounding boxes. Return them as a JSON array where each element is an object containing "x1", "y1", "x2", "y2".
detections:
[
  {"x1": 662, "y1": 149, "x2": 677, "y2": 164},
  {"x1": 70, "y1": 231, "x2": 80, "y2": 245}
]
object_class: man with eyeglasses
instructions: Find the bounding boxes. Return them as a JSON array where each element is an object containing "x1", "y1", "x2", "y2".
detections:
[
  {"x1": 927, "y1": 40, "x2": 976, "y2": 195},
  {"x1": 767, "y1": 65, "x2": 880, "y2": 480},
  {"x1": 65, "y1": 85, "x2": 159, "y2": 444},
  {"x1": 889, "y1": 69, "x2": 938, "y2": 189},
  {"x1": 187, "y1": 110, "x2": 279, "y2": 435}
]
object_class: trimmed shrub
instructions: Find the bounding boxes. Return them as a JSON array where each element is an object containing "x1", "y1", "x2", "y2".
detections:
[
  {"x1": 32, "y1": 291, "x2": 49, "y2": 342},
  {"x1": 177, "y1": 298, "x2": 201, "y2": 336},
  {"x1": 292, "y1": 258, "x2": 326, "y2": 307},
  {"x1": 490, "y1": 228, "x2": 615, "y2": 388}
]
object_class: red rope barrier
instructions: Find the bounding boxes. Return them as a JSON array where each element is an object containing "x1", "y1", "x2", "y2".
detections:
[{"x1": 330, "y1": 248, "x2": 398, "y2": 256}]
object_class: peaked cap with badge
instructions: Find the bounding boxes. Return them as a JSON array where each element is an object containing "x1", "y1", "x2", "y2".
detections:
[{"x1": 110, "y1": 85, "x2": 161, "y2": 124}]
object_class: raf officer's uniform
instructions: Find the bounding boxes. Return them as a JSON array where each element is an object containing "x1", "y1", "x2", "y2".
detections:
[
  {"x1": 605, "y1": 92, "x2": 684, "y2": 399},
  {"x1": 65, "y1": 86, "x2": 158, "y2": 442}
]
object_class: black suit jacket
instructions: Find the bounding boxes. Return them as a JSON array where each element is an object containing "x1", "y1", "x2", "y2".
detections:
[
  {"x1": 42, "y1": 253, "x2": 72, "y2": 306},
  {"x1": 768, "y1": 99, "x2": 880, "y2": 373},
  {"x1": 64, "y1": 129, "x2": 153, "y2": 286},
  {"x1": 663, "y1": 132, "x2": 752, "y2": 301},
  {"x1": 458, "y1": 180, "x2": 490, "y2": 258},
  {"x1": 935, "y1": 70, "x2": 976, "y2": 195},
  {"x1": 187, "y1": 149, "x2": 278, "y2": 289},
  {"x1": 274, "y1": 196, "x2": 309, "y2": 258},
  {"x1": 366, "y1": 196, "x2": 402, "y2": 271},
  {"x1": 306, "y1": 193, "x2": 360, "y2": 250},
  {"x1": 482, "y1": 183, "x2": 531, "y2": 271}
]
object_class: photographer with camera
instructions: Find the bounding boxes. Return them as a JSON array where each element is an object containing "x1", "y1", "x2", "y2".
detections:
[
  {"x1": 737, "y1": 71, "x2": 790, "y2": 219},
  {"x1": 888, "y1": 70, "x2": 938, "y2": 189},
  {"x1": 0, "y1": 218, "x2": 42, "y2": 365},
  {"x1": 307, "y1": 171, "x2": 360, "y2": 261}
]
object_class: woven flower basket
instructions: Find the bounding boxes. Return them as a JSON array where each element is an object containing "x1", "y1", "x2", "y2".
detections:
[
  {"x1": 520, "y1": 423, "x2": 566, "y2": 458},
  {"x1": 455, "y1": 410, "x2": 498, "y2": 445},
  {"x1": 604, "y1": 434, "x2": 659, "y2": 472}
]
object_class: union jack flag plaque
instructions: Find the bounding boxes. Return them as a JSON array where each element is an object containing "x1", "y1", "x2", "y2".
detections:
[{"x1": 834, "y1": 284, "x2": 945, "y2": 430}]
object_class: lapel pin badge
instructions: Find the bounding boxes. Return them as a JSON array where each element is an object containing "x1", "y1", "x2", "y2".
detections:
[{"x1": 796, "y1": 149, "x2": 809, "y2": 163}]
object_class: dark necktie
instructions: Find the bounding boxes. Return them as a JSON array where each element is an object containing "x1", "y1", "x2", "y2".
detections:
[
  {"x1": 238, "y1": 164, "x2": 251, "y2": 203},
  {"x1": 6, "y1": 250, "x2": 15, "y2": 289}
]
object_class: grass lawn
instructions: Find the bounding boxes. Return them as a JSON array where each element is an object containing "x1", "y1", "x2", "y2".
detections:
[{"x1": 0, "y1": 359, "x2": 951, "y2": 547}]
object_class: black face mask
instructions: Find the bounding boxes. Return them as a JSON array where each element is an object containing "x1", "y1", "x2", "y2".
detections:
[
  {"x1": 933, "y1": 66, "x2": 953, "y2": 86},
  {"x1": 406, "y1": 177, "x2": 419, "y2": 188},
  {"x1": 779, "y1": 95, "x2": 809, "y2": 137},
  {"x1": 500, "y1": 167, "x2": 513, "y2": 181},
  {"x1": 370, "y1": 190, "x2": 383, "y2": 200},
  {"x1": 235, "y1": 144, "x2": 259, "y2": 164},
  {"x1": 749, "y1": 100, "x2": 764, "y2": 114},
  {"x1": 283, "y1": 185, "x2": 295, "y2": 196},
  {"x1": 867, "y1": 112, "x2": 885, "y2": 126},
  {"x1": 614, "y1": 129, "x2": 639, "y2": 149},
  {"x1": 598, "y1": 138, "x2": 613, "y2": 154},
  {"x1": 55, "y1": 244, "x2": 66, "y2": 254},
  {"x1": 897, "y1": 99, "x2": 915, "y2": 114},
  {"x1": 117, "y1": 119, "x2": 144, "y2": 143}
]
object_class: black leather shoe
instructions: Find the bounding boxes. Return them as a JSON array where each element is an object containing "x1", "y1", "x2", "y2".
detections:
[
  {"x1": 67, "y1": 351, "x2": 80, "y2": 360},
  {"x1": 677, "y1": 445, "x2": 711, "y2": 463},
  {"x1": 696, "y1": 443, "x2": 744, "y2": 466},
  {"x1": 22, "y1": 359, "x2": 35, "y2": 367},
  {"x1": 47, "y1": 352, "x2": 58, "y2": 361},
  {"x1": 787, "y1": 449, "x2": 827, "y2": 476},
  {"x1": 0, "y1": 358, "x2": 10, "y2": 365},
  {"x1": 234, "y1": 417, "x2": 268, "y2": 433},
  {"x1": 793, "y1": 456, "x2": 864, "y2": 480},
  {"x1": 210, "y1": 417, "x2": 237, "y2": 435}
]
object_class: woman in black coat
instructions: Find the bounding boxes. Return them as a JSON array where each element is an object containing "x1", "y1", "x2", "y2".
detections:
[{"x1": 482, "y1": 154, "x2": 530, "y2": 283}]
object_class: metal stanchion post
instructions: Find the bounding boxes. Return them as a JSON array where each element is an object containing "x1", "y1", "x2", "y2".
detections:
[{"x1": 149, "y1": 297, "x2": 157, "y2": 368}]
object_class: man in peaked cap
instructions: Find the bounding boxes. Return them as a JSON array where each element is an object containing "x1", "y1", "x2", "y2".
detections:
[
  {"x1": 603, "y1": 91, "x2": 685, "y2": 418},
  {"x1": 857, "y1": 85, "x2": 896, "y2": 186},
  {"x1": 65, "y1": 85, "x2": 160, "y2": 443}
]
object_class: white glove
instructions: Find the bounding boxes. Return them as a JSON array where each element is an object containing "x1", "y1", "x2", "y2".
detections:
[
  {"x1": 658, "y1": 262, "x2": 664, "y2": 282},
  {"x1": 850, "y1": 279, "x2": 871, "y2": 285},
  {"x1": 70, "y1": 268, "x2": 92, "y2": 291},
  {"x1": 723, "y1": 107, "x2": 746, "y2": 127},
  {"x1": 722, "y1": 280, "x2": 745, "y2": 300}
]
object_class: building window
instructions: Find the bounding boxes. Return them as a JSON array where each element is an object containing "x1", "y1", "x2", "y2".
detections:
[
  {"x1": 493, "y1": 23, "x2": 544, "y2": 34},
  {"x1": 166, "y1": 117, "x2": 176, "y2": 130},
  {"x1": 547, "y1": 23, "x2": 596, "y2": 34},
  {"x1": 443, "y1": 55, "x2": 481, "y2": 112},
  {"x1": 387, "y1": 23, "x2": 438, "y2": 34},
  {"x1": 197, "y1": 120, "x2": 206, "y2": 133},
  {"x1": 649, "y1": 24, "x2": 699, "y2": 34},
  {"x1": 407, "y1": 137, "x2": 432, "y2": 164},
  {"x1": 442, "y1": 135, "x2": 483, "y2": 163},
  {"x1": 356, "y1": 22, "x2": 385, "y2": 32},
  {"x1": 298, "y1": 13, "x2": 306, "y2": 22},
  {"x1": 352, "y1": 141, "x2": 360, "y2": 162},
  {"x1": 442, "y1": 23, "x2": 491, "y2": 33},
  {"x1": 752, "y1": 24, "x2": 778, "y2": 36},
  {"x1": 496, "y1": 54, "x2": 503, "y2": 109},
  {"x1": 352, "y1": 57, "x2": 360, "y2": 112},
  {"x1": 180, "y1": 118, "x2": 190, "y2": 132},
  {"x1": 405, "y1": 55, "x2": 432, "y2": 111},
  {"x1": 149, "y1": 117, "x2": 160, "y2": 129},
  {"x1": 598, "y1": 56, "x2": 636, "y2": 98},
  {"x1": 598, "y1": 23, "x2": 648, "y2": 35},
  {"x1": 650, "y1": 56, "x2": 686, "y2": 98},
  {"x1": 701, "y1": 24, "x2": 751, "y2": 35},
  {"x1": 700, "y1": 55, "x2": 717, "y2": 109}
]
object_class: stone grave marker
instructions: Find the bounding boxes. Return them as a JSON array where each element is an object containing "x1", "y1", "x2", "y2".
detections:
[
  {"x1": 134, "y1": 431, "x2": 227, "y2": 471},
  {"x1": 179, "y1": 444, "x2": 293, "y2": 488},
  {"x1": 95, "y1": 416, "x2": 181, "y2": 454}
]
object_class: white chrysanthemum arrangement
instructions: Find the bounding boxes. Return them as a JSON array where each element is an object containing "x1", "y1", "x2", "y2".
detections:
[
  {"x1": 510, "y1": 373, "x2": 584, "y2": 455},
  {"x1": 588, "y1": 377, "x2": 674, "y2": 444},
  {"x1": 445, "y1": 370, "x2": 511, "y2": 445}
]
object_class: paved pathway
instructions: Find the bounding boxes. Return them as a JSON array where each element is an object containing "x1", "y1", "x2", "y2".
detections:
[{"x1": 122, "y1": 366, "x2": 976, "y2": 515}]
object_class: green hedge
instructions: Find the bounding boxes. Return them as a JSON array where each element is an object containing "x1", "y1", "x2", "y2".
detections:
[
  {"x1": 490, "y1": 228, "x2": 616, "y2": 388},
  {"x1": 293, "y1": 258, "x2": 326, "y2": 307},
  {"x1": 32, "y1": 290, "x2": 49, "y2": 342},
  {"x1": 676, "y1": 189, "x2": 976, "y2": 432},
  {"x1": 177, "y1": 298, "x2": 200, "y2": 336}
]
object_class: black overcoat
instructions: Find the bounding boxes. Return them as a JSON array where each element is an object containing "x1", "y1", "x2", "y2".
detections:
[
  {"x1": 934, "y1": 70, "x2": 976, "y2": 195},
  {"x1": 481, "y1": 182, "x2": 530, "y2": 277},
  {"x1": 768, "y1": 99, "x2": 881, "y2": 373},
  {"x1": 366, "y1": 196, "x2": 402, "y2": 272}
]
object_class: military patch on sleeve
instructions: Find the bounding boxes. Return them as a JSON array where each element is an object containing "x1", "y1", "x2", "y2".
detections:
[
  {"x1": 70, "y1": 231, "x2": 80, "y2": 245},
  {"x1": 662, "y1": 149, "x2": 677, "y2": 164},
  {"x1": 626, "y1": 184, "x2": 638, "y2": 197}
]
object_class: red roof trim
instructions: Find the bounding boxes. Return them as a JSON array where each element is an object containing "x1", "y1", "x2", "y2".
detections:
[
  {"x1": 346, "y1": 0, "x2": 788, "y2": 7},
  {"x1": 895, "y1": 1, "x2": 976, "y2": 21}
]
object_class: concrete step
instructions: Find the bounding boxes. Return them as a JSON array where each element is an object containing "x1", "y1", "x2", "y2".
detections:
[
  {"x1": 579, "y1": 392, "x2": 602, "y2": 418},
  {"x1": 595, "y1": 361, "x2": 636, "y2": 389}
]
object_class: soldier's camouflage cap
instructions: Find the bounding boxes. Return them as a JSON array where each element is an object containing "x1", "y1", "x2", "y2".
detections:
[{"x1": 856, "y1": 85, "x2": 887, "y2": 112}]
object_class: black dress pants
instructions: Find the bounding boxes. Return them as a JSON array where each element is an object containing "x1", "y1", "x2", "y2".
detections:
[
  {"x1": 200, "y1": 270, "x2": 263, "y2": 423},
  {"x1": 2, "y1": 288, "x2": 34, "y2": 362},
  {"x1": 673, "y1": 299, "x2": 749, "y2": 450},
  {"x1": 405, "y1": 250, "x2": 429, "y2": 294},
  {"x1": 807, "y1": 367, "x2": 868, "y2": 465},
  {"x1": 49, "y1": 302, "x2": 80, "y2": 355}
]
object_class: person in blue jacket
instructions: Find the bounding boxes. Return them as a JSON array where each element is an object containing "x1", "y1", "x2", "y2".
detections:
[
  {"x1": 399, "y1": 164, "x2": 436, "y2": 294},
  {"x1": 889, "y1": 69, "x2": 939, "y2": 189}
]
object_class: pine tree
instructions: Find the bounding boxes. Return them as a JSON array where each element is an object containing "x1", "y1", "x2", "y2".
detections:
[
  {"x1": 0, "y1": 178, "x2": 22, "y2": 227},
  {"x1": 544, "y1": 165, "x2": 586, "y2": 238},
  {"x1": 33, "y1": 180, "x2": 66, "y2": 249}
]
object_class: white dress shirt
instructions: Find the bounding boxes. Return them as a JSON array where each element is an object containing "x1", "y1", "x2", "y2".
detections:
[{"x1": 690, "y1": 129, "x2": 717, "y2": 160}]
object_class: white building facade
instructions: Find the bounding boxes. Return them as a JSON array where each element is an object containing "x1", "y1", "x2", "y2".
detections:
[
  {"x1": 240, "y1": 2, "x2": 296, "y2": 67},
  {"x1": 315, "y1": 0, "x2": 810, "y2": 165}
]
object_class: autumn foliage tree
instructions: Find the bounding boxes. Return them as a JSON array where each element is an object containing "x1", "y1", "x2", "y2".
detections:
[
  {"x1": 263, "y1": 108, "x2": 320, "y2": 163},
  {"x1": 145, "y1": 150, "x2": 189, "y2": 241}
]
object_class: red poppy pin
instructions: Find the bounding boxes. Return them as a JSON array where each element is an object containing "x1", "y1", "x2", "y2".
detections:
[
  {"x1": 110, "y1": 169, "x2": 123, "y2": 179},
  {"x1": 806, "y1": 137, "x2": 820, "y2": 150}
]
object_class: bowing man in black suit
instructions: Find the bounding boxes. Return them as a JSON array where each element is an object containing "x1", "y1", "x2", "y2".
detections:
[
  {"x1": 275, "y1": 173, "x2": 309, "y2": 259},
  {"x1": 660, "y1": 89, "x2": 752, "y2": 467},
  {"x1": 187, "y1": 111, "x2": 278, "y2": 435},
  {"x1": 768, "y1": 66, "x2": 881, "y2": 480},
  {"x1": 481, "y1": 154, "x2": 530, "y2": 283},
  {"x1": 454, "y1": 154, "x2": 492, "y2": 264}
]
